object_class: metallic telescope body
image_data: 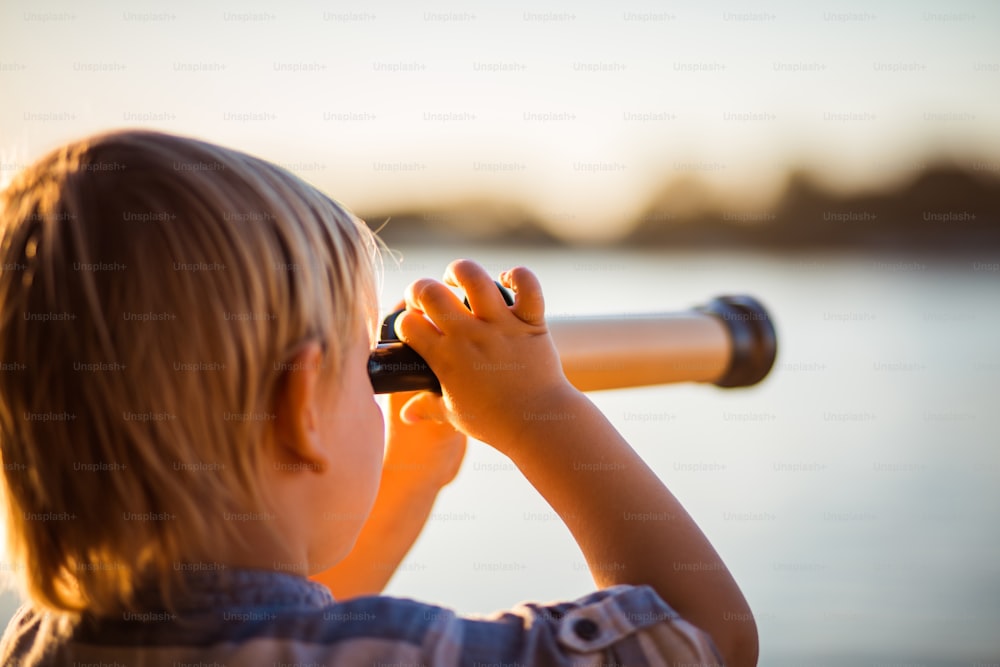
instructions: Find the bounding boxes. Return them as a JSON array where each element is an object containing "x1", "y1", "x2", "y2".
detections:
[{"x1": 368, "y1": 294, "x2": 777, "y2": 394}]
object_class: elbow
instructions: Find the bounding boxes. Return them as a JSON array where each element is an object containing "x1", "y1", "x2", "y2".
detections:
[{"x1": 715, "y1": 617, "x2": 759, "y2": 667}]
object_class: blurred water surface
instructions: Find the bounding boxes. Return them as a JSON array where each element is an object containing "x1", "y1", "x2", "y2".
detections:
[{"x1": 2, "y1": 246, "x2": 997, "y2": 665}]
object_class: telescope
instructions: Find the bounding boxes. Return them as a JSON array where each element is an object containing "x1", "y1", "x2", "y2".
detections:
[{"x1": 368, "y1": 289, "x2": 777, "y2": 394}]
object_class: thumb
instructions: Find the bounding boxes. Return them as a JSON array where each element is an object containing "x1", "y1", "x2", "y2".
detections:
[{"x1": 400, "y1": 392, "x2": 448, "y2": 424}]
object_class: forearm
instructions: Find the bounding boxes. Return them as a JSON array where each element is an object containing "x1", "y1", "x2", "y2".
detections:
[
  {"x1": 503, "y1": 387, "x2": 758, "y2": 667},
  {"x1": 393, "y1": 261, "x2": 757, "y2": 663},
  {"x1": 311, "y1": 468, "x2": 441, "y2": 599}
]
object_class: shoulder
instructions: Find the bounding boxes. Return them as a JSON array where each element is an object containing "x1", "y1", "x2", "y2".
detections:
[
  {"x1": 336, "y1": 585, "x2": 722, "y2": 666},
  {"x1": 1, "y1": 587, "x2": 722, "y2": 666},
  {"x1": 1, "y1": 603, "x2": 77, "y2": 666},
  {"x1": 455, "y1": 585, "x2": 723, "y2": 665},
  {"x1": 0, "y1": 603, "x2": 38, "y2": 660}
]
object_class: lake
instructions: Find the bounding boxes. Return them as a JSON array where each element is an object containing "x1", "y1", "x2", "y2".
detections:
[{"x1": 3, "y1": 245, "x2": 998, "y2": 665}]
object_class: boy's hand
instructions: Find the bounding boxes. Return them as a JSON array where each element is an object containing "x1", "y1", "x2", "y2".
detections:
[
  {"x1": 395, "y1": 259, "x2": 578, "y2": 454},
  {"x1": 383, "y1": 390, "x2": 466, "y2": 489}
]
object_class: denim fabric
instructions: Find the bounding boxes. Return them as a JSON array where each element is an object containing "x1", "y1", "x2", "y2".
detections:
[{"x1": 0, "y1": 568, "x2": 723, "y2": 666}]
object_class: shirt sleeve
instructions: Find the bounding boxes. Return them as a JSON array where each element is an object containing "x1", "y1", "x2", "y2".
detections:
[{"x1": 439, "y1": 585, "x2": 724, "y2": 667}]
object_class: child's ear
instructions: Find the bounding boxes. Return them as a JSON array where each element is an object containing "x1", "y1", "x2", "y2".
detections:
[{"x1": 271, "y1": 342, "x2": 329, "y2": 472}]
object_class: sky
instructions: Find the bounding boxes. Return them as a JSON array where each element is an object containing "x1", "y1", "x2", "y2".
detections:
[{"x1": 1, "y1": 0, "x2": 998, "y2": 239}]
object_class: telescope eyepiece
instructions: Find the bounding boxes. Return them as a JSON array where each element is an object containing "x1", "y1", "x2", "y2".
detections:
[{"x1": 369, "y1": 281, "x2": 513, "y2": 394}]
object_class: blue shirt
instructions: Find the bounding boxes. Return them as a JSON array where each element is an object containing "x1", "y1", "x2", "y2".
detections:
[{"x1": 0, "y1": 568, "x2": 723, "y2": 665}]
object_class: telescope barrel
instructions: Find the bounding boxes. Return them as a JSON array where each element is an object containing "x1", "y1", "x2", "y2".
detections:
[{"x1": 368, "y1": 295, "x2": 777, "y2": 394}]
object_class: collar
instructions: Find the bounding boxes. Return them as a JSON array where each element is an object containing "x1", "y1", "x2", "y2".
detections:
[{"x1": 132, "y1": 567, "x2": 335, "y2": 613}]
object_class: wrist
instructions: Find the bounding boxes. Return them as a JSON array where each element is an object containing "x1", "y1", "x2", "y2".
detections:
[
  {"x1": 495, "y1": 384, "x2": 592, "y2": 460},
  {"x1": 379, "y1": 459, "x2": 452, "y2": 497}
]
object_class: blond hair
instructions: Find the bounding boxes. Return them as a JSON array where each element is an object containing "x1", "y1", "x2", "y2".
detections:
[{"x1": 0, "y1": 129, "x2": 380, "y2": 618}]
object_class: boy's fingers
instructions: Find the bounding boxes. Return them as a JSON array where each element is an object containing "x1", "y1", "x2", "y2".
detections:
[
  {"x1": 443, "y1": 259, "x2": 508, "y2": 321},
  {"x1": 501, "y1": 266, "x2": 546, "y2": 324},
  {"x1": 399, "y1": 392, "x2": 448, "y2": 424},
  {"x1": 404, "y1": 278, "x2": 470, "y2": 330},
  {"x1": 394, "y1": 309, "x2": 442, "y2": 350},
  {"x1": 386, "y1": 390, "x2": 416, "y2": 423}
]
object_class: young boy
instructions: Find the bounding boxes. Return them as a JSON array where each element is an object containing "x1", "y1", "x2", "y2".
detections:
[{"x1": 0, "y1": 130, "x2": 757, "y2": 666}]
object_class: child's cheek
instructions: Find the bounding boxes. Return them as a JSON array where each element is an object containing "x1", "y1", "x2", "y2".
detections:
[{"x1": 370, "y1": 399, "x2": 386, "y2": 462}]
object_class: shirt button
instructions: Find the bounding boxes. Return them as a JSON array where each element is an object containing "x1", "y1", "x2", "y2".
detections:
[{"x1": 572, "y1": 618, "x2": 600, "y2": 640}]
